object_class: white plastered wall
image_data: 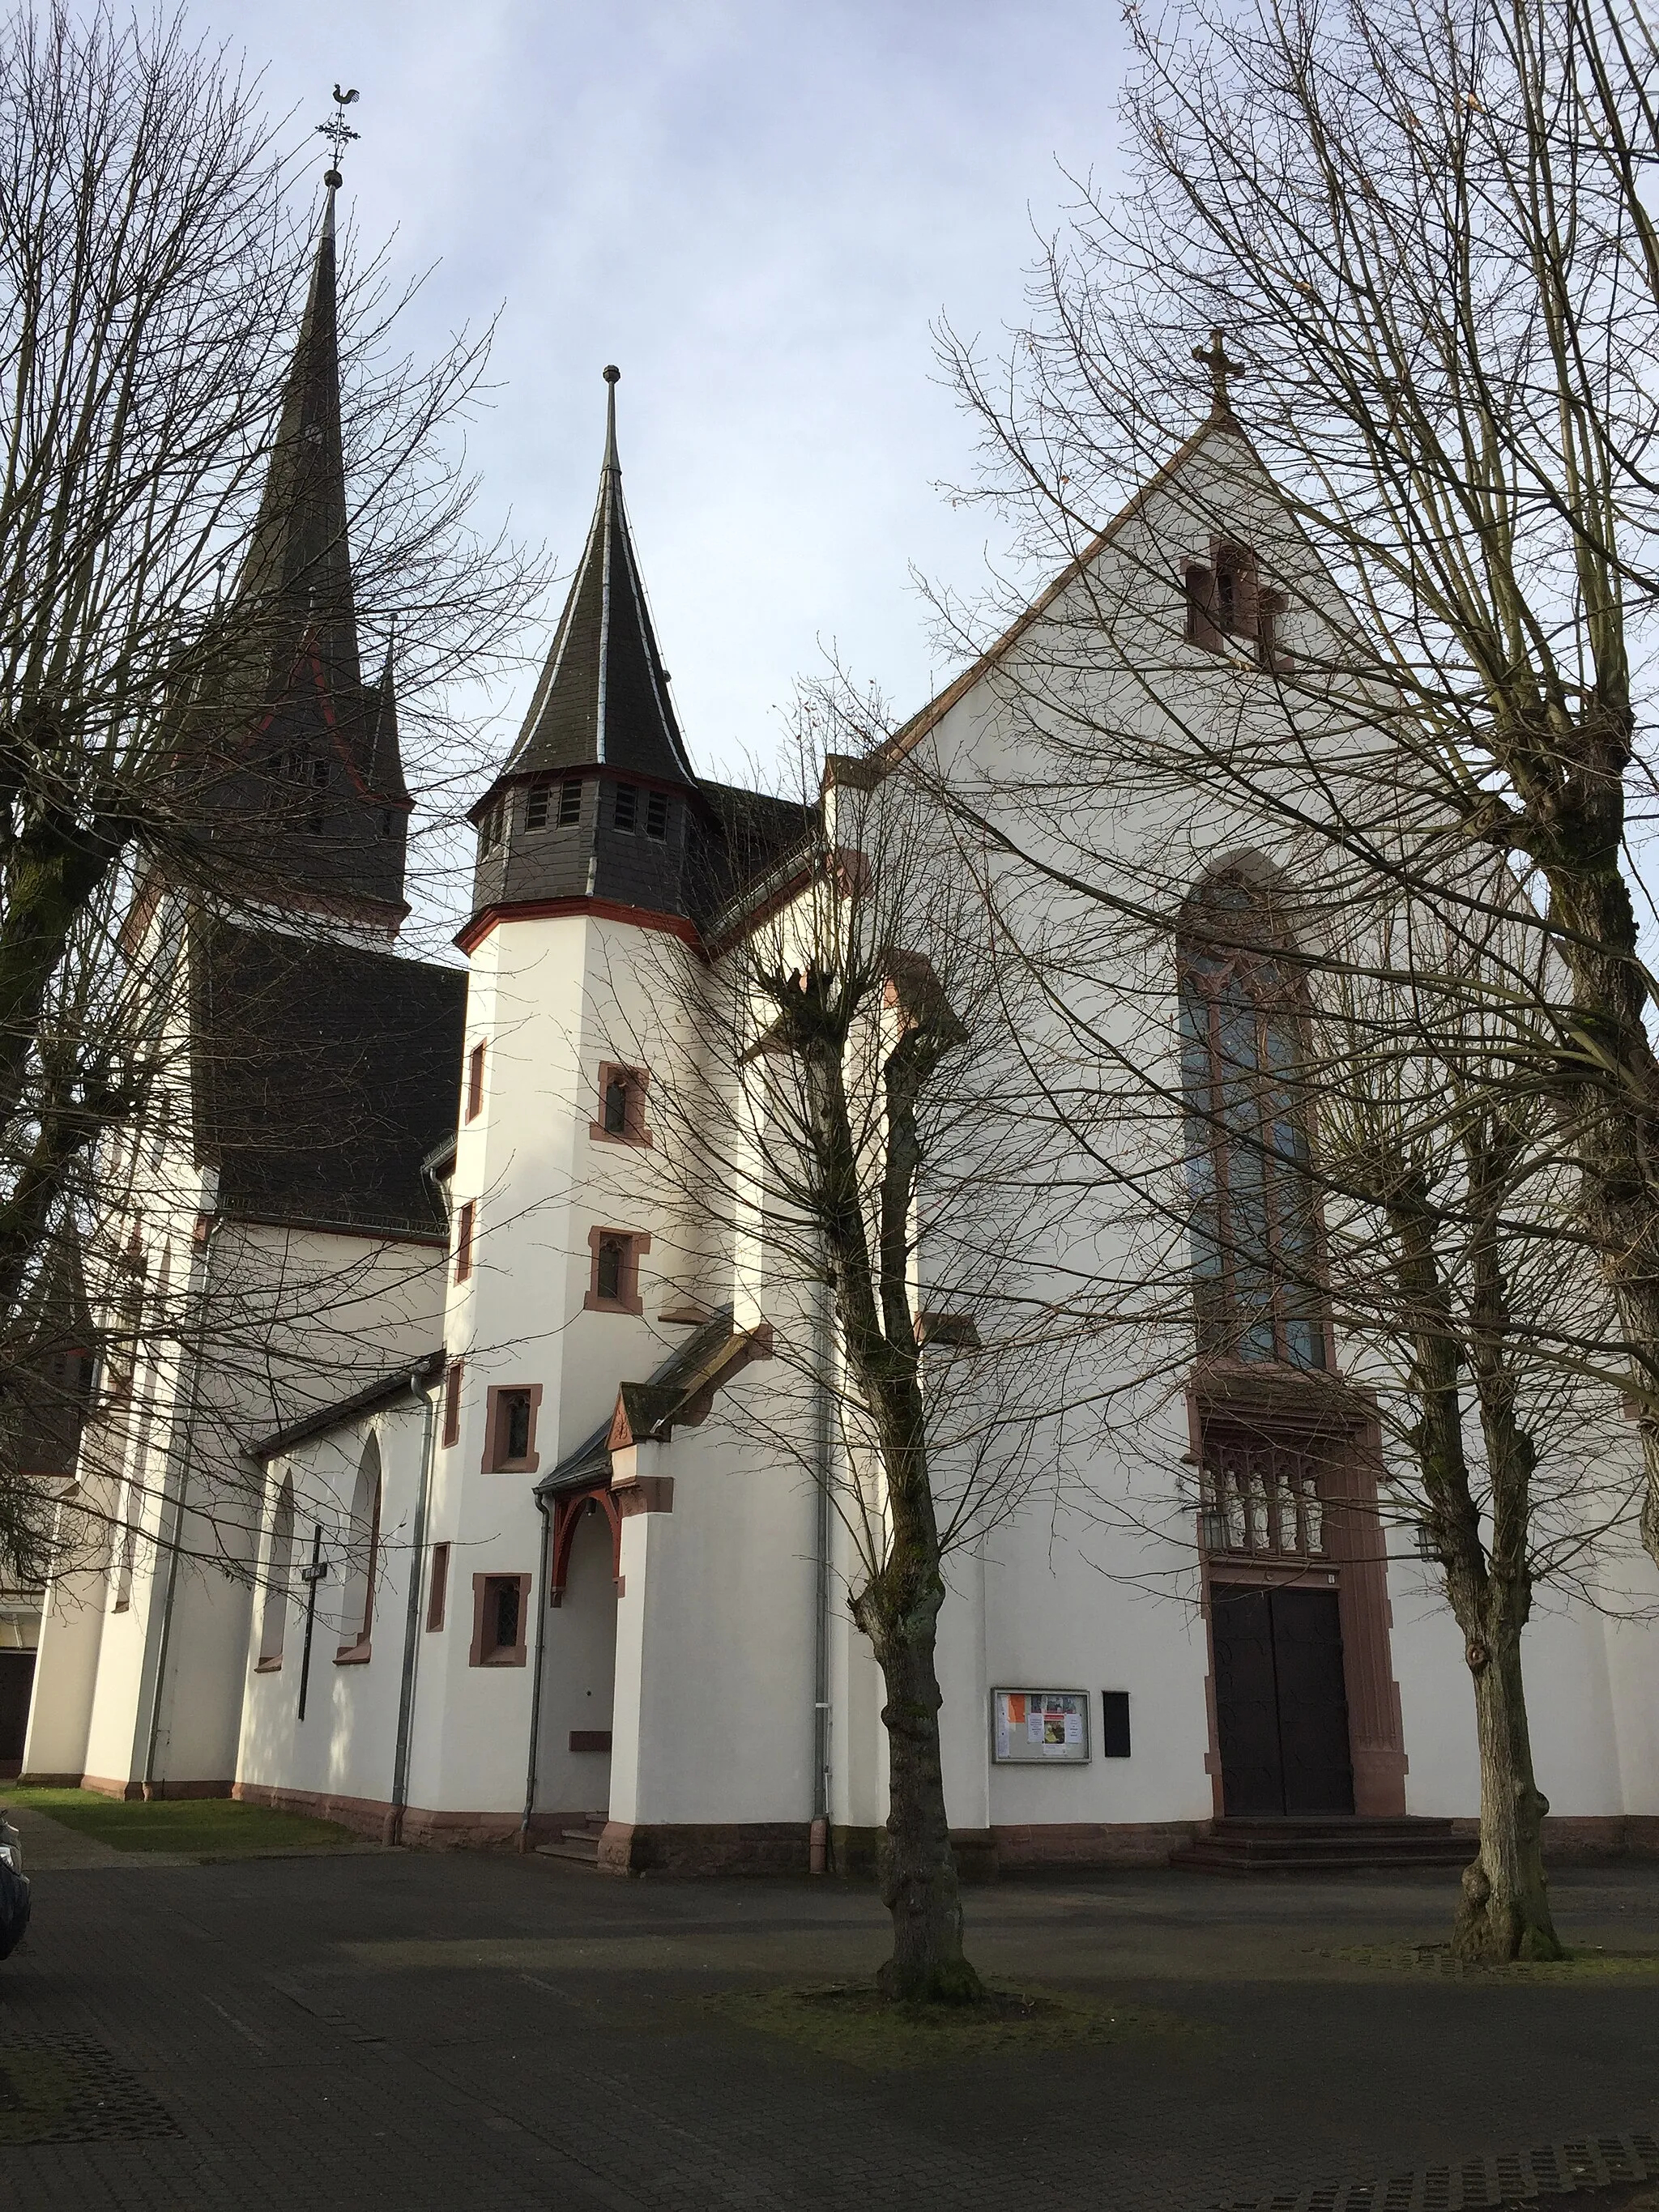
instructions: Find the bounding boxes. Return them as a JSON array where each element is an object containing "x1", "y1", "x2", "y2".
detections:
[{"x1": 235, "y1": 1395, "x2": 429, "y2": 1813}]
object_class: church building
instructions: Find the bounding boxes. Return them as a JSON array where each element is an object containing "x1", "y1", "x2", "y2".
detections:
[{"x1": 19, "y1": 180, "x2": 1659, "y2": 1876}]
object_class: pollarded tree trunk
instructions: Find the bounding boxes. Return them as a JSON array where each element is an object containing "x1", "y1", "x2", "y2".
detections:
[
  {"x1": 1386, "y1": 1168, "x2": 1559, "y2": 1965},
  {"x1": 855, "y1": 1563, "x2": 979, "y2": 2002},
  {"x1": 778, "y1": 955, "x2": 983, "y2": 2006},
  {"x1": 1452, "y1": 1605, "x2": 1562, "y2": 1964}
]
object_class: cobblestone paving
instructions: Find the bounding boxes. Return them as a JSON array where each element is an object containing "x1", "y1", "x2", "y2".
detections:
[{"x1": 2, "y1": 1847, "x2": 1658, "y2": 2211}]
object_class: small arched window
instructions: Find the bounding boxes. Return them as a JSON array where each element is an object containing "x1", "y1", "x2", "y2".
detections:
[
  {"x1": 258, "y1": 1480, "x2": 296, "y2": 1668},
  {"x1": 337, "y1": 1438, "x2": 382, "y2": 1661},
  {"x1": 1179, "y1": 871, "x2": 1327, "y2": 1370}
]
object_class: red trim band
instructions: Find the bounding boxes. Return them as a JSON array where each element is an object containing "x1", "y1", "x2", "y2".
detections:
[{"x1": 455, "y1": 895, "x2": 704, "y2": 958}]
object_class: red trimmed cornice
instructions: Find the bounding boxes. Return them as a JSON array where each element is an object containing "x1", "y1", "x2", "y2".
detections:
[{"x1": 454, "y1": 894, "x2": 706, "y2": 959}]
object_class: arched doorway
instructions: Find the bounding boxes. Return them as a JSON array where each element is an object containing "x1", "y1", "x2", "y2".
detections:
[{"x1": 535, "y1": 1490, "x2": 621, "y2": 1834}]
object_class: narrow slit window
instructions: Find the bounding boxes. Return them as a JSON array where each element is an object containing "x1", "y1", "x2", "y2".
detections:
[
  {"x1": 454, "y1": 1200, "x2": 476, "y2": 1284},
  {"x1": 426, "y1": 1542, "x2": 450, "y2": 1632},
  {"x1": 596, "y1": 1236, "x2": 623, "y2": 1302},
  {"x1": 442, "y1": 1360, "x2": 463, "y2": 1447},
  {"x1": 646, "y1": 791, "x2": 668, "y2": 840},
  {"x1": 1186, "y1": 562, "x2": 1221, "y2": 653},
  {"x1": 494, "y1": 1578, "x2": 521, "y2": 1652},
  {"x1": 466, "y1": 1042, "x2": 486, "y2": 1122},
  {"x1": 603, "y1": 1073, "x2": 629, "y2": 1134}
]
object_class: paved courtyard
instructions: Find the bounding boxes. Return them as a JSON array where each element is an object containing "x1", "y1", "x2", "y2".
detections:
[{"x1": 5, "y1": 1814, "x2": 1659, "y2": 2212}]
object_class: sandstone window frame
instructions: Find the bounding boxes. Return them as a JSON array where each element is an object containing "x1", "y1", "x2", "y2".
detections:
[
  {"x1": 591, "y1": 1063, "x2": 650, "y2": 1147},
  {"x1": 469, "y1": 1572, "x2": 531, "y2": 1667},
  {"x1": 585, "y1": 1227, "x2": 649, "y2": 1316}
]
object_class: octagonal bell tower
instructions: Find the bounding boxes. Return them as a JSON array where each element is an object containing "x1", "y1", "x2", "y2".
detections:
[{"x1": 463, "y1": 368, "x2": 707, "y2": 939}]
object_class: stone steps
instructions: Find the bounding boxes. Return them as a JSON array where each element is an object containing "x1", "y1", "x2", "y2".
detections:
[
  {"x1": 535, "y1": 1818, "x2": 606, "y2": 1869},
  {"x1": 1172, "y1": 1816, "x2": 1473, "y2": 1876}
]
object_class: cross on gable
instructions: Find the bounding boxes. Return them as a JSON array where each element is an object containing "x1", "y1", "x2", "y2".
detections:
[{"x1": 1193, "y1": 328, "x2": 1243, "y2": 420}]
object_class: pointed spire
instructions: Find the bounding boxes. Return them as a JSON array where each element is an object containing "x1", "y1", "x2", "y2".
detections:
[
  {"x1": 500, "y1": 365, "x2": 697, "y2": 788},
  {"x1": 232, "y1": 172, "x2": 360, "y2": 697},
  {"x1": 194, "y1": 100, "x2": 411, "y2": 933},
  {"x1": 366, "y1": 626, "x2": 409, "y2": 803}
]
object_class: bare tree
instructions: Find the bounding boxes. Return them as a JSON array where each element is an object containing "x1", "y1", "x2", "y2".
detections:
[
  {"x1": 0, "y1": 3, "x2": 535, "y2": 1583},
  {"x1": 946, "y1": 813, "x2": 1633, "y2": 1958},
  {"x1": 603, "y1": 695, "x2": 1085, "y2": 2002},
  {"x1": 1315, "y1": 900, "x2": 1637, "y2": 1960},
  {"x1": 936, "y1": 0, "x2": 1659, "y2": 1567}
]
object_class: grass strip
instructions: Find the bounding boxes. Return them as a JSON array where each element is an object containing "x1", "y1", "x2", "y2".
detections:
[
  {"x1": 707, "y1": 1978, "x2": 1200, "y2": 2070},
  {"x1": 3, "y1": 1786, "x2": 359, "y2": 1857},
  {"x1": 1321, "y1": 1941, "x2": 1659, "y2": 1981}
]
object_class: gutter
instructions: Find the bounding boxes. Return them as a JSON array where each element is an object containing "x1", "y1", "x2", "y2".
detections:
[
  {"x1": 519, "y1": 1487, "x2": 554, "y2": 1853},
  {"x1": 386, "y1": 1372, "x2": 439, "y2": 1846},
  {"x1": 810, "y1": 1263, "x2": 834, "y2": 1873}
]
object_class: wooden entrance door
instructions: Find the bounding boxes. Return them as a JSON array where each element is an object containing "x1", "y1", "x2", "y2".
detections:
[{"x1": 1210, "y1": 1583, "x2": 1354, "y2": 1816}]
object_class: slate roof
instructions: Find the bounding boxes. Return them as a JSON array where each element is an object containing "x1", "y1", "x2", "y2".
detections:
[
  {"x1": 248, "y1": 1347, "x2": 445, "y2": 1462},
  {"x1": 497, "y1": 370, "x2": 697, "y2": 793},
  {"x1": 190, "y1": 921, "x2": 466, "y2": 1240},
  {"x1": 691, "y1": 782, "x2": 817, "y2": 925}
]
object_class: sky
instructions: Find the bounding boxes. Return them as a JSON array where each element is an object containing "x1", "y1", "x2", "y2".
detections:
[{"x1": 196, "y1": 0, "x2": 1135, "y2": 796}]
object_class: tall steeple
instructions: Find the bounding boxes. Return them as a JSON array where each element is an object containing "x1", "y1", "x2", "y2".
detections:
[
  {"x1": 234, "y1": 175, "x2": 360, "y2": 703},
  {"x1": 205, "y1": 108, "x2": 410, "y2": 934},
  {"x1": 463, "y1": 369, "x2": 703, "y2": 945}
]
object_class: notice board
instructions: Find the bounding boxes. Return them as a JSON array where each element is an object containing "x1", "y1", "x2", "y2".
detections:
[{"x1": 992, "y1": 1688, "x2": 1090, "y2": 1763}]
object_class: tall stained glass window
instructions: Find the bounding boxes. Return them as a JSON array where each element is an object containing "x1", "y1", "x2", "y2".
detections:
[{"x1": 1179, "y1": 873, "x2": 1327, "y2": 1370}]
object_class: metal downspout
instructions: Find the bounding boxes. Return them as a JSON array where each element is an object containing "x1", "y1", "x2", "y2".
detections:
[
  {"x1": 520, "y1": 1489, "x2": 553, "y2": 1852},
  {"x1": 387, "y1": 1375, "x2": 438, "y2": 1846},
  {"x1": 810, "y1": 1265, "x2": 834, "y2": 1872},
  {"x1": 141, "y1": 1215, "x2": 224, "y2": 1797}
]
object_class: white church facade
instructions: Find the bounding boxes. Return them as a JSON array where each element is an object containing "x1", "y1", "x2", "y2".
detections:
[{"x1": 18, "y1": 190, "x2": 1659, "y2": 1875}]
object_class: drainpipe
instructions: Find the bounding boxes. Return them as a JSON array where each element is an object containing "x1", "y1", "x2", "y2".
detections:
[
  {"x1": 810, "y1": 1264, "x2": 834, "y2": 1873},
  {"x1": 519, "y1": 1487, "x2": 553, "y2": 1852},
  {"x1": 141, "y1": 1213, "x2": 224, "y2": 1798},
  {"x1": 387, "y1": 1371, "x2": 439, "y2": 1846}
]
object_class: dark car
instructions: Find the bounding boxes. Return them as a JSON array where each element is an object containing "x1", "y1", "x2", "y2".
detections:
[{"x1": 0, "y1": 1808, "x2": 31, "y2": 1957}]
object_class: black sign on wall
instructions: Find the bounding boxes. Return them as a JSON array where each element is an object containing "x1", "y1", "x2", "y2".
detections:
[{"x1": 1100, "y1": 1690, "x2": 1132, "y2": 1758}]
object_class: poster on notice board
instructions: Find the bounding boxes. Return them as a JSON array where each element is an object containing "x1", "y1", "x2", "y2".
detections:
[{"x1": 991, "y1": 1688, "x2": 1090, "y2": 1763}]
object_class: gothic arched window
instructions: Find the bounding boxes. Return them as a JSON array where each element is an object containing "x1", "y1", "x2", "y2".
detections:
[
  {"x1": 337, "y1": 1438, "x2": 382, "y2": 1661},
  {"x1": 1179, "y1": 872, "x2": 1328, "y2": 1370},
  {"x1": 258, "y1": 1479, "x2": 296, "y2": 1668}
]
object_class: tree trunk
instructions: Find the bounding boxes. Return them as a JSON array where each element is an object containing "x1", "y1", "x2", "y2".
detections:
[
  {"x1": 1452, "y1": 1611, "x2": 1563, "y2": 1964},
  {"x1": 860, "y1": 1572, "x2": 981, "y2": 2003}
]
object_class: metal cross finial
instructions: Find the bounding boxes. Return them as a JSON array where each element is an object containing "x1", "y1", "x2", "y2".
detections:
[
  {"x1": 1193, "y1": 327, "x2": 1243, "y2": 419},
  {"x1": 316, "y1": 85, "x2": 360, "y2": 185}
]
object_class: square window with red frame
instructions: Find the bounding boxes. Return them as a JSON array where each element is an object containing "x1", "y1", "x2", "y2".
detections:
[
  {"x1": 585, "y1": 1227, "x2": 648, "y2": 1315},
  {"x1": 591, "y1": 1063, "x2": 650, "y2": 1146}
]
